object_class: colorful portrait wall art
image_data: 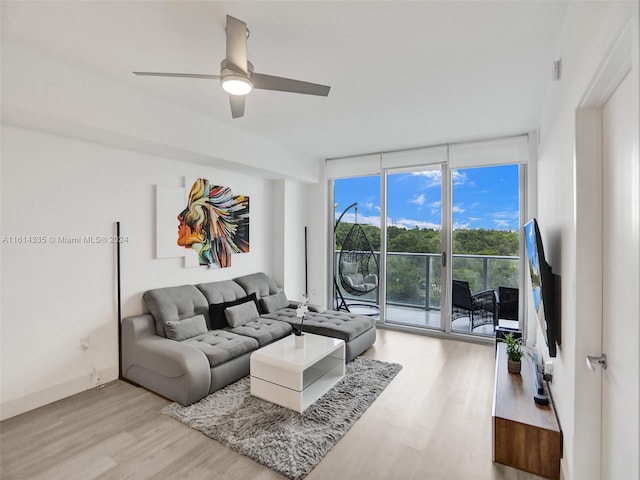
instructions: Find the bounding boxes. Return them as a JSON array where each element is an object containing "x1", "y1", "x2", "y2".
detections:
[{"x1": 177, "y1": 178, "x2": 250, "y2": 268}]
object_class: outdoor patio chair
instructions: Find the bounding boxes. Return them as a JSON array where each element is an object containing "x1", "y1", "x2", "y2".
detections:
[
  {"x1": 452, "y1": 279, "x2": 499, "y2": 331},
  {"x1": 498, "y1": 286, "x2": 519, "y2": 321}
]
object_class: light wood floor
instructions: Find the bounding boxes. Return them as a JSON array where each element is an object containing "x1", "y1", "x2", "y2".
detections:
[{"x1": 1, "y1": 330, "x2": 544, "y2": 480}]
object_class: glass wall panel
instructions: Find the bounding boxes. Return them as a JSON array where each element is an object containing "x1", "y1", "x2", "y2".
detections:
[
  {"x1": 385, "y1": 166, "x2": 443, "y2": 329},
  {"x1": 333, "y1": 175, "x2": 381, "y2": 314},
  {"x1": 450, "y1": 164, "x2": 520, "y2": 335},
  {"x1": 328, "y1": 139, "x2": 526, "y2": 340}
]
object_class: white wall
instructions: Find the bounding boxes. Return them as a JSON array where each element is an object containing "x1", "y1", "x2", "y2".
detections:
[
  {"x1": 306, "y1": 178, "x2": 330, "y2": 309},
  {"x1": 270, "y1": 179, "x2": 311, "y2": 302},
  {"x1": 1, "y1": 40, "x2": 320, "y2": 184},
  {"x1": 271, "y1": 180, "x2": 286, "y2": 288},
  {"x1": 281, "y1": 180, "x2": 309, "y2": 301},
  {"x1": 0, "y1": 125, "x2": 283, "y2": 419},
  {"x1": 536, "y1": 2, "x2": 639, "y2": 479},
  {"x1": 0, "y1": 8, "x2": 319, "y2": 419}
]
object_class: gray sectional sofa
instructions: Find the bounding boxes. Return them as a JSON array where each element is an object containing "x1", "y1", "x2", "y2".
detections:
[{"x1": 121, "y1": 272, "x2": 376, "y2": 406}]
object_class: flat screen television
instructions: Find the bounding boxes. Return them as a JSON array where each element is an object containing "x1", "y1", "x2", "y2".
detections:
[{"x1": 524, "y1": 218, "x2": 561, "y2": 357}]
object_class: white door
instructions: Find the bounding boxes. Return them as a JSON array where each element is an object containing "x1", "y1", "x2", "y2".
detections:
[{"x1": 601, "y1": 70, "x2": 639, "y2": 479}]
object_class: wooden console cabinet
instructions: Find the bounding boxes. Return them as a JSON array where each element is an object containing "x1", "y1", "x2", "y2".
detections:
[{"x1": 492, "y1": 343, "x2": 562, "y2": 480}]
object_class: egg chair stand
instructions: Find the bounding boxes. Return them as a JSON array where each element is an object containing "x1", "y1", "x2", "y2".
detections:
[{"x1": 334, "y1": 202, "x2": 380, "y2": 314}]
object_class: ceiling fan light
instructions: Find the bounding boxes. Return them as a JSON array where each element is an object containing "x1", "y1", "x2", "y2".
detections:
[{"x1": 221, "y1": 76, "x2": 253, "y2": 95}]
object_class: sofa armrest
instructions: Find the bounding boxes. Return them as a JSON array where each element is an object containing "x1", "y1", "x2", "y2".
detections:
[{"x1": 121, "y1": 314, "x2": 211, "y2": 404}]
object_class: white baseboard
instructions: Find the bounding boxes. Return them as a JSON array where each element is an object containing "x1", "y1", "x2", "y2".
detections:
[{"x1": 0, "y1": 366, "x2": 118, "y2": 421}]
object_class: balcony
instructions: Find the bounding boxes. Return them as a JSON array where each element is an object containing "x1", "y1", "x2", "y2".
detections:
[{"x1": 335, "y1": 251, "x2": 519, "y2": 334}]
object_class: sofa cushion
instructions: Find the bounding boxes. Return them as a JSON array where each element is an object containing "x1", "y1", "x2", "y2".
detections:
[
  {"x1": 196, "y1": 280, "x2": 247, "y2": 304},
  {"x1": 143, "y1": 285, "x2": 208, "y2": 338},
  {"x1": 164, "y1": 314, "x2": 208, "y2": 341},
  {"x1": 225, "y1": 300, "x2": 260, "y2": 327},
  {"x1": 208, "y1": 293, "x2": 259, "y2": 329},
  {"x1": 260, "y1": 291, "x2": 289, "y2": 314},
  {"x1": 234, "y1": 272, "x2": 279, "y2": 299},
  {"x1": 183, "y1": 330, "x2": 259, "y2": 368},
  {"x1": 229, "y1": 318, "x2": 293, "y2": 346},
  {"x1": 261, "y1": 308, "x2": 375, "y2": 342}
]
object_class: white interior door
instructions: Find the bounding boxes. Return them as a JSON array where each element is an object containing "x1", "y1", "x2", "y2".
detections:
[{"x1": 601, "y1": 70, "x2": 639, "y2": 479}]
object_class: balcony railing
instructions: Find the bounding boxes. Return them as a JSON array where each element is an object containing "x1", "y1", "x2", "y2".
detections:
[{"x1": 335, "y1": 251, "x2": 519, "y2": 312}]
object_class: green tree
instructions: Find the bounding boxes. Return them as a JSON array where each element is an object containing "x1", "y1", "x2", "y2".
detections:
[
  {"x1": 453, "y1": 229, "x2": 518, "y2": 256},
  {"x1": 334, "y1": 223, "x2": 521, "y2": 294},
  {"x1": 386, "y1": 255, "x2": 422, "y2": 303},
  {"x1": 337, "y1": 224, "x2": 519, "y2": 257}
]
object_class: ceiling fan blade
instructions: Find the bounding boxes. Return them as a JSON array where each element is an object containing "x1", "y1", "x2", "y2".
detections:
[
  {"x1": 229, "y1": 95, "x2": 246, "y2": 118},
  {"x1": 133, "y1": 72, "x2": 220, "y2": 79},
  {"x1": 226, "y1": 15, "x2": 248, "y2": 74},
  {"x1": 252, "y1": 73, "x2": 330, "y2": 96}
]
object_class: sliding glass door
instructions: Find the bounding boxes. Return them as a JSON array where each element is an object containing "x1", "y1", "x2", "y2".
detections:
[
  {"x1": 384, "y1": 166, "x2": 444, "y2": 329},
  {"x1": 329, "y1": 135, "x2": 527, "y2": 339}
]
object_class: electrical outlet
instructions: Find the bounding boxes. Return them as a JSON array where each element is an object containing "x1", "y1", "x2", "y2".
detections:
[{"x1": 80, "y1": 337, "x2": 90, "y2": 350}]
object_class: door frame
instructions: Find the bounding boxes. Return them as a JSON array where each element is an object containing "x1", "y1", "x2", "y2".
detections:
[
  {"x1": 573, "y1": 18, "x2": 634, "y2": 480},
  {"x1": 380, "y1": 163, "x2": 448, "y2": 331}
]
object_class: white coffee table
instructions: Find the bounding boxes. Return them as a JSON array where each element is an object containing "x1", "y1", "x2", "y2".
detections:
[{"x1": 250, "y1": 333, "x2": 346, "y2": 413}]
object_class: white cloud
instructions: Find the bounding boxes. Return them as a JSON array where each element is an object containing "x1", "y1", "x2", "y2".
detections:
[
  {"x1": 493, "y1": 219, "x2": 511, "y2": 228},
  {"x1": 428, "y1": 201, "x2": 442, "y2": 216},
  {"x1": 411, "y1": 170, "x2": 441, "y2": 179},
  {"x1": 389, "y1": 217, "x2": 441, "y2": 230},
  {"x1": 410, "y1": 170, "x2": 442, "y2": 188},
  {"x1": 336, "y1": 212, "x2": 442, "y2": 230},
  {"x1": 491, "y1": 210, "x2": 520, "y2": 229},
  {"x1": 336, "y1": 212, "x2": 381, "y2": 227},
  {"x1": 452, "y1": 170, "x2": 468, "y2": 186},
  {"x1": 409, "y1": 169, "x2": 468, "y2": 188},
  {"x1": 493, "y1": 210, "x2": 519, "y2": 220},
  {"x1": 452, "y1": 205, "x2": 465, "y2": 213},
  {"x1": 335, "y1": 202, "x2": 381, "y2": 220},
  {"x1": 409, "y1": 194, "x2": 426, "y2": 206}
]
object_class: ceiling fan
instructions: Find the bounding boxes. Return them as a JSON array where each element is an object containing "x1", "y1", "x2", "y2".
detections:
[{"x1": 133, "y1": 15, "x2": 330, "y2": 119}]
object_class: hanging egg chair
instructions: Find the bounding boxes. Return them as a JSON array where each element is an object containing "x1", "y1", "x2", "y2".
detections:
[{"x1": 334, "y1": 202, "x2": 379, "y2": 311}]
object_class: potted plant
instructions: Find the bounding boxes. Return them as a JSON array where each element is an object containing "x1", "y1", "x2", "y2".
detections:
[
  {"x1": 293, "y1": 294, "x2": 309, "y2": 348},
  {"x1": 504, "y1": 332, "x2": 524, "y2": 374}
]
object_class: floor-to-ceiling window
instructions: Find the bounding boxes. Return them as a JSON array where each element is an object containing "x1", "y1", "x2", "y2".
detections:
[
  {"x1": 333, "y1": 174, "x2": 381, "y2": 314},
  {"x1": 450, "y1": 164, "x2": 521, "y2": 335},
  {"x1": 328, "y1": 135, "x2": 528, "y2": 340},
  {"x1": 385, "y1": 165, "x2": 443, "y2": 329}
]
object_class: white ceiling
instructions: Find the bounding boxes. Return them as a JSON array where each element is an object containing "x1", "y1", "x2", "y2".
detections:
[{"x1": 2, "y1": 1, "x2": 568, "y2": 161}]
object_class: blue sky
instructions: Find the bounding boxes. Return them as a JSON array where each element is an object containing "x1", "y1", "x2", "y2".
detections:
[{"x1": 334, "y1": 164, "x2": 520, "y2": 230}]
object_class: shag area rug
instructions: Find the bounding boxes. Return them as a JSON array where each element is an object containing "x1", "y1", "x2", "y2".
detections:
[{"x1": 162, "y1": 356, "x2": 402, "y2": 479}]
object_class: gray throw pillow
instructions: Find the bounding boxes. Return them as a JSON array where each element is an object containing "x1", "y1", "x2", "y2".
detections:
[
  {"x1": 225, "y1": 300, "x2": 260, "y2": 327},
  {"x1": 164, "y1": 314, "x2": 208, "y2": 341},
  {"x1": 341, "y1": 261, "x2": 358, "y2": 274},
  {"x1": 260, "y1": 291, "x2": 289, "y2": 313}
]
